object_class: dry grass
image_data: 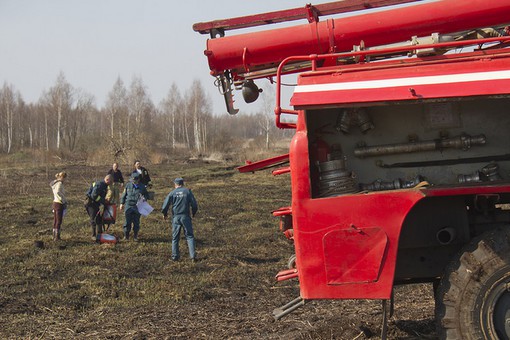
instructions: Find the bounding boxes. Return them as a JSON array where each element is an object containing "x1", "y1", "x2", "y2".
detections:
[{"x1": 0, "y1": 161, "x2": 436, "y2": 339}]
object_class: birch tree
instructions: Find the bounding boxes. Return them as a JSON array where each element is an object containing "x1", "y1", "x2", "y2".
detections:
[
  {"x1": 105, "y1": 77, "x2": 127, "y2": 140},
  {"x1": 186, "y1": 79, "x2": 211, "y2": 153},
  {"x1": 127, "y1": 76, "x2": 153, "y2": 136},
  {"x1": 160, "y1": 83, "x2": 182, "y2": 149},
  {"x1": 257, "y1": 84, "x2": 275, "y2": 150},
  {"x1": 68, "y1": 90, "x2": 94, "y2": 151},
  {"x1": 44, "y1": 72, "x2": 73, "y2": 150},
  {"x1": 0, "y1": 83, "x2": 16, "y2": 153}
]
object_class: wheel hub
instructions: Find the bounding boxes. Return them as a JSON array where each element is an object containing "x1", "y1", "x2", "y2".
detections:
[{"x1": 489, "y1": 280, "x2": 510, "y2": 339}]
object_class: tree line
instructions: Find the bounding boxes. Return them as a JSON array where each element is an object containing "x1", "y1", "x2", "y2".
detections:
[{"x1": 0, "y1": 72, "x2": 292, "y2": 161}]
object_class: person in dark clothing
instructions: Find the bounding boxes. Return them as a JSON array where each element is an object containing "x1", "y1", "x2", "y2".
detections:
[
  {"x1": 132, "y1": 160, "x2": 151, "y2": 187},
  {"x1": 85, "y1": 175, "x2": 113, "y2": 240},
  {"x1": 161, "y1": 177, "x2": 198, "y2": 261},
  {"x1": 107, "y1": 162, "x2": 124, "y2": 204},
  {"x1": 119, "y1": 173, "x2": 149, "y2": 241}
]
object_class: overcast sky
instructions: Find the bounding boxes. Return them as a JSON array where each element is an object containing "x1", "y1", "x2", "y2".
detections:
[{"x1": 0, "y1": 0, "x2": 304, "y2": 115}]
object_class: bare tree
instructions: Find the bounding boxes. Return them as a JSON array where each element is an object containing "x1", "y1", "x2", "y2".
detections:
[
  {"x1": 44, "y1": 72, "x2": 73, "y2": 150},
  {"x1": 160, "y1": 83, "x2": 182, "y2": 149},
  {"x1": 15, "y1": 95, "x2": 28, "y2": 149},
  {"x1": 186, "y1": 79, "x2": 211, "y2": 153},
  {"x1": 68, "y1": 90, "x2": 95, "y2": 151},
  {"x1": 0, "y1": 75, "x2": 295, "y2": 156},
  {"x1": 127, "y1": 76, "x2": 153, "y2": 136},
  {"x1": 105, "y1": 77, "x2": 127, "y2": 140},
  {"x1": 257, "y1": 84, "x2": 275, "y2": 150},
  {"x1": 0, "y1": 83, "x2": 17, "y2": 153}
]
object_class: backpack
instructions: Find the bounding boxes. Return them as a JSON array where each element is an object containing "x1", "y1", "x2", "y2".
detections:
[{"x1": 84, "y1": 181, "x2": 96, "y2": 207}]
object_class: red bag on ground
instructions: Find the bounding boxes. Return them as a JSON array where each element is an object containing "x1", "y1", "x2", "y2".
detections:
[{"x1": 96, "y1": 233, "x2": 118, "y2": 244}]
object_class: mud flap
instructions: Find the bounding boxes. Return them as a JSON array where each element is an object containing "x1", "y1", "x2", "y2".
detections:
[{"x1": 323, "y1": 226, "x2": 388, "y2": 284}]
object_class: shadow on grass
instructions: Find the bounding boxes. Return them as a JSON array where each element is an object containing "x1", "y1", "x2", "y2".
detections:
[
  {"x1": 393, "y1": 318, "x2": 437, "y2": 339},
  {"x1": 237, "y1": 256, "x2": 280, "y2": 264},
  {"x1": 139, "y1": 237, "x2": 169, "y2": 244}
]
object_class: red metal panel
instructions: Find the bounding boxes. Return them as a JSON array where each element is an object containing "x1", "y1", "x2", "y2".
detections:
[
  {"x1": 204, "y1": 0, "x2": 510, "y2": 76},
  {"x1": 291, "y1": 54, "x2": 510, "y2": 107},
  {"x1": 323, "y1": 227, "x2": 388, "y2": 284},
  {"x1": 292, "y1": 191, "x2": 424, "y2": 299}
]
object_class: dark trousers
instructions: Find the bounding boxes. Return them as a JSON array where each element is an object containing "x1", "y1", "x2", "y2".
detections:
[
  {"x1": 123, "y1": 207, "x2": 141, "y2": 238},
  {"x1": 53, "y1": 202, "x2": 64, "y2": 232},
  {"x1": 86, "y1": 203, "x2": 103, "y2": 236}
]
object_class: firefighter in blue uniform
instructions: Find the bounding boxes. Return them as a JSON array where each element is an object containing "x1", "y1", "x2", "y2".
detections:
[
  {"x1": 119, "y1": 172, "x2": 149, "y2": 241},
  {"x1": 85, "y1": 175, "x2": 113, "y2": 240},
  {"x1": 161, "y1": 178, "x2": 198, "y2": 261}
]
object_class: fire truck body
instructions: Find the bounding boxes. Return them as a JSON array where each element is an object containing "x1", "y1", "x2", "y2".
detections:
[
  {"x1": 290, "y1": 50, "x2": 510, "y2": 299},
  {"x1": 195, "y1": 0, "x2": 510, "y2": 338}
]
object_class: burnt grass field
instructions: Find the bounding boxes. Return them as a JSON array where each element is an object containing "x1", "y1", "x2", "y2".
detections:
[{"x1": 0, "y1": 161, "x2": 437, "y2": 339}]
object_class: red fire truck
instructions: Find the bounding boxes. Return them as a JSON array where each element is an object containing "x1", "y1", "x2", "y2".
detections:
[{"x1": 194, "y1": 1, "x2": 510, "y2": 338}]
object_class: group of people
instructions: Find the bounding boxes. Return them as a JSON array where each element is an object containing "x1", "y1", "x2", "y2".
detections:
[{"x1": 50, "y1": 160, "x2": 199, "y2": 261}]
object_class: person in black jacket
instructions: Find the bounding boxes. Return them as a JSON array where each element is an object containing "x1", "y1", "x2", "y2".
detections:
[
  {"x1": 107, "y1": 162, "x2": 124, "y2": 204},
  {"x1": 132, "y1": 160, "x2": 152, "y2": 187},
  {"x1": 85, "y1": 175, "x2": 113, "y2": 240}
]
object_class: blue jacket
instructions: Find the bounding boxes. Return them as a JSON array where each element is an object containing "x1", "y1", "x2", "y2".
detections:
[
  {"x1": 120, "y1": 182, "x2": 149, "y2": 210},
  {"x1": 161, "y1": 187, "x2": 198, "y2": 217},
  {"x1": 87, "y1": 180, "x2": 109, "y2": 205}
]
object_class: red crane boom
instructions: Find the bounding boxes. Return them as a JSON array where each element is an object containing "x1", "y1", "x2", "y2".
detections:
[{"x1": 199, "y1": 0, "x2": 510, "y2": 78}]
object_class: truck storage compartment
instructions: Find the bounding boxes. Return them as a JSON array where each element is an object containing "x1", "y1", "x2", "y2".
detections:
[{"x1": 305, "y1": 97, "x2": 510, "y2": 198}]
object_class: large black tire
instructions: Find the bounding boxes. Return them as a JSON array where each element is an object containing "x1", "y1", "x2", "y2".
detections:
[{"x1": 435, "y1": 227, "x2": 510, "y2": 339}]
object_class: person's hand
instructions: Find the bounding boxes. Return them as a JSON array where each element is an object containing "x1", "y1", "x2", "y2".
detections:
[
  {"x1": 119, "y1": 204, "x2": 124, "y2": 211},
  {"x1": 163, "y1": 214, "x2": 167, "y2": 221}
]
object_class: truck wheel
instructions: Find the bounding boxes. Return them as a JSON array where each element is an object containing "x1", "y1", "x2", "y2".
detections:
[{"x1": 435, "y1": 227, "x2": 510, "y2": 339}]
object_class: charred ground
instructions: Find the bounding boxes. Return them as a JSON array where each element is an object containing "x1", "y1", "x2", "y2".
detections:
[{"x1": 0, "y1": 162, "x2": 436, "y2": 339}]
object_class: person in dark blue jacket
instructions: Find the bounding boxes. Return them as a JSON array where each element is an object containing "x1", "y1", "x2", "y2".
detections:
[
  {"x1": 119, "y1": 173, "x2": 149, "y2": 241},
  {"x1": 85, "y1": 175, "x2": 113, "y2": 240},
  {"x1": 161, "y1": 177, "x2": 198, "y2": 261}
]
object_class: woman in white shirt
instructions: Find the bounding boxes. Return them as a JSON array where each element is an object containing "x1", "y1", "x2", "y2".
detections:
[{"x1": 50, "y1": 171, "x2": 67, "y2": 241}]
